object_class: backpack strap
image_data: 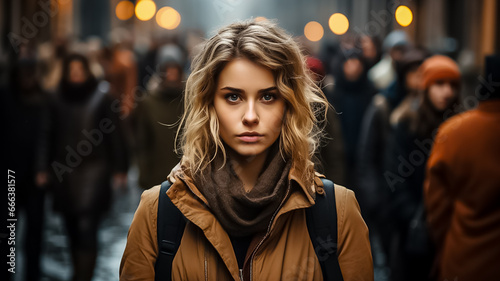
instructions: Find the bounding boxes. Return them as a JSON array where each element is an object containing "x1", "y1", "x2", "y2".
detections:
[
  {"x1": 154, "y1": 181, "x2": 186, "y2": 281},
  {"x1": 306, "y1": 178, "x2": 344, "y2": 281}
]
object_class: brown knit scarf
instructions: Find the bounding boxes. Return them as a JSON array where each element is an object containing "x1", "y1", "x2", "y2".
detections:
[{"x1": 194, "y1": 141, "x2": 292, "y2": 237}]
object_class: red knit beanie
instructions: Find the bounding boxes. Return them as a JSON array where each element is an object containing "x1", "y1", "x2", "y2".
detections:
[{"x1": 419, "y1": 55, "x2": 461, "y2": 90}]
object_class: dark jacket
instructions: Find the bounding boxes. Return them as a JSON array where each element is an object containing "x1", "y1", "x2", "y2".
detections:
[
  {"x1": 133, "y1": 86, "x2": 183, "y2": 189},
  {"x1": 314, "y1": 107, "x2": 347, "y2": 186},
  {"x1": 355, "y1": 77, "x2": 408, "y2": 220},
  {"x1": 355, "y1": 94, "x2": 392, "y2": 219},
  {"x1": 385, "y1": 118, "x2": 428, "y2": 224},
  {"x1": 3, "y1": 85, "x2": 49, "y2": 200},
  {"x1": 47, "y1": 81, "x2": 128, "y2": 215},
  {"x1": 331, "y1": 69, "x2": 377, "y2": 183}
]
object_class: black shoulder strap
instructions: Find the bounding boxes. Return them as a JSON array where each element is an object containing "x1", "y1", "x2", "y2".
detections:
[
  {"x1": 306, "y1": 178, "x2": 344, "y2": 281},
  {"x1": 154, "y1": 181, "x2": 186, "y2": 281}
]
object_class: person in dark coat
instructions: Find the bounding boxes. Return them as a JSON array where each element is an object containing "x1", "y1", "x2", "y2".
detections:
[
  {"x1": 305, "y1": 55, "x2": 347, "y2": 185},
  {"x1": 330, "y1": 48, "x2": 377, "y2": 186},
  {"x1": 358, "y1": 35, "x2": 382, "y2": 71},
  {"x1": 134, "y1": 61, "x2": 184, "y2": 189},
  {"x1": 355, "y1": 47, "x2": 429, "y2": 265},
  {"x1": 3, "y1": 57, "x2": 49, "y2": 281},
  {"x1": 424, "y1": 55, "x2": 500, "y2": 281},
  {"x1": 44, "y1": 54, "x2": 128, "y2": 281},
  {"x1": 385, "y1": 55, "x2": 462, "y2": 281}
]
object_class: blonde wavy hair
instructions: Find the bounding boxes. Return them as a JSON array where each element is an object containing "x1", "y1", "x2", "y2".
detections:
[{"x1": 176, "y1": 19, "x2": 328, "y2": 184}]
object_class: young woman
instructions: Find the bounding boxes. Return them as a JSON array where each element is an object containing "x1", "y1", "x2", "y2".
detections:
[
  {"x1": 385, "y1": 55, "x2": 462, "y2": 281},
  {"x1": 120, "y1": 20, "x2": 372, "y2": 281}
]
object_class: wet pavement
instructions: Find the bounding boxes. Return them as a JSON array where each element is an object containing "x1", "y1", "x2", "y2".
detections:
[{"x1": 14, "y1": 167, "x2": 142, "y2": 281}]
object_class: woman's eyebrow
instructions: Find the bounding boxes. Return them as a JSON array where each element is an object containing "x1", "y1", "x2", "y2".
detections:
[
  {"x1": 219, "y1": 86, "x2": 278, "y2": 93},
  {"x1": 220, "y1": 86, "x2": 244, "y2": 93},
  {"x1": 258, "y1": 86, "x2": 278, "y2": 93}
]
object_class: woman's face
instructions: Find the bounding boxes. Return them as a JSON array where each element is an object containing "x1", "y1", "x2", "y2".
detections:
[
  {"x1": 213, "y1": 58, "x2": 286, "y2": 159},
  {"x1": 68, "y1": 60, "x2": 87, "y2": 84},
  {"x1": 361, "y1": 36, "x2": 377, "y2": 60},
  {"x1": 165, "y1": 66, "x2": 181, "y2": 83},
  {"x1": 428, "y1": 79, "x2": 458, "y2": 111},
  {"x1": 343, "y1": 58, "x2": 364, "y2": 82},
  {"x1": 405, "y1": 67, "x2": 421, "y2": 95}
]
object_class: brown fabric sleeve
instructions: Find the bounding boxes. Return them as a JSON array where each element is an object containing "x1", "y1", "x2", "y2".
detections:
[
  {"x1": 335, "y1": 185, "x2": 374, "y2": 281},
  {"x1": 120, "y1": 185, "x2": 160, "y2": 280}
]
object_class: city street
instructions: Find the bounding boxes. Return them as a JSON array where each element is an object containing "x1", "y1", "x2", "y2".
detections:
[{"x1": 14, "y1": 168, "x2": 142, "y2": 281}]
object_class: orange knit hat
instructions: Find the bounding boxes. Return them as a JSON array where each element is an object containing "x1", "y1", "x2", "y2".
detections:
[{"x1": 419, "y1": 55, "x2": 461, "y2": 90}]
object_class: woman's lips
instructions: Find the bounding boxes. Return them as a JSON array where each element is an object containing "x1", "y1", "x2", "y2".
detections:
[{"x1": 237, "y1": 135, "x2": 262, "y2": 142}]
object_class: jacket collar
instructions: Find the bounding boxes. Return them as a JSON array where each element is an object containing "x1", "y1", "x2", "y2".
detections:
[
  {"x1": 166, "y1": 162, "x2": 325, "y2": 241},
  {"x1": 166, "y1": 161, "x2": 320, "y2": 208}
]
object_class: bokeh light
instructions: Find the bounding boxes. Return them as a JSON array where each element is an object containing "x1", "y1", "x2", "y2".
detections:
[
  {"x1": 255, "y1": 16, "x2": 267, "y2": 22},
  {"x1": 304, "y1": 21, "x2": 324, "y2": 42},
  {"x1": 329, "y1": 13, "x2": 349, "y2": 35},
  {"x1": 395, "y1": 5, "x2": 413, "y2": 27},
  {"x1": 156, "y1": 7, "x2": 181, "y2": 30},
  {"x1": 135, "y1": 0, "x2": 156, "y2": 21},
  {"x1": 115, "y1": 1, "x2": 134, "y2": 21}
]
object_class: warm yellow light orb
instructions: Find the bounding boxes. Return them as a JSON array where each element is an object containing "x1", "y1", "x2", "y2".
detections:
[
  {"x1": 329, "y1": 13, "x2": 349, "y2": 35},
  {"x1": 115, "y1": 1, "x2": 134, "y2": 21},
  {"x1": 156, "y1": 7, "x2": 181, "y2": 30},
  {"x1": 395, "y1": 5, "x2": 413, "y2": 27},
  {"x1": 135, "y1": 0, "x2": 156, "y2": 21},
  {"x1": 304, "y1": 21, "x2": 324, "y2": 42}
]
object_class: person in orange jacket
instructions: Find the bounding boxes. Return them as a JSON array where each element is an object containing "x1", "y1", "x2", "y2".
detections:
[{"x1": 424, "y1": 55, "x2": 500, "y2": 281}]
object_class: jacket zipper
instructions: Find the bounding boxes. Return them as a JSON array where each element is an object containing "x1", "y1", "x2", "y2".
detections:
[
  {"x1": 248, "y1": 181, "x2": 292, "y2": 281},
  {"x1": 204, "y1": 248, "x2": 208, "y2": 281},
  {"x1": 204, "y1": 256, "x2": 208, "y2": 281}
]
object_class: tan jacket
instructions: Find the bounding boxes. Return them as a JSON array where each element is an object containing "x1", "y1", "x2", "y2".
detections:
[{"x1": 120, "y1": 167, "x2": 373, "y2": 281}]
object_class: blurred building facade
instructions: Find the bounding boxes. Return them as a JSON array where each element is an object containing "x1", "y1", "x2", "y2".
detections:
[{"x1": 1, "y1": 0, "x2": 499, "y2": 63}]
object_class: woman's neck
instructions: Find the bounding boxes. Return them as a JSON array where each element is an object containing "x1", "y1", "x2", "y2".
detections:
[{"x1": 228, "y1": 149, "x2": 269, "y2": 192}]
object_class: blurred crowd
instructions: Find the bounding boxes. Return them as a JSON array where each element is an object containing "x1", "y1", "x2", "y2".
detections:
[{"x1": 3, "y1": 24, "x2": 499, "y2": 281}]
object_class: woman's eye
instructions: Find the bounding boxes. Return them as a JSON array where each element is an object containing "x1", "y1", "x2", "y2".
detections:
[
  {"x1": 262, "y1": 93, "x2": 276, "y2": 102},
  {"x1": 225, "y1": 94, "x2": 240, "y2": 102}
]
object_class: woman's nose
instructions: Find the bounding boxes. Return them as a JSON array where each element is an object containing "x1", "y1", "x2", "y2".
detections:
[{"x1": 242, "y1": 102, "x2": 259, "y2": 125}]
